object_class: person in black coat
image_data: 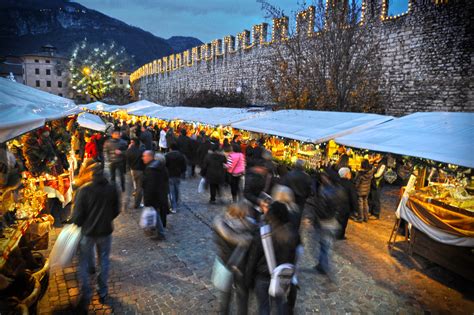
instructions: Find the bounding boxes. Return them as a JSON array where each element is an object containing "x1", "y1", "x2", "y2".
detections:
[
  {"x1": 126, "y1": 138, "x2": 145, "y2": 208},
  {"x1": 243, "y1": 162, "x2": 269, "y2": 220},
  {"x1": 188, "y1": 135, "x2": 199, "y2": 177},
  {"x1": 197, "y1": 132, "x2": 212, "y2": 169},
  {"x1": 337, "y1": 167, "x2": 358, "y2": 238},
  {"x1": 202, "y1": 143, "x2": 227, "y2": 204},
  {"x1": 139, "y1": 126, "x2": 153, "y2": 151},
  {"x1": 282, "y1": 159, "x2": 312, "y2": 229},
  {"x1": 165, "y1": 144, "x2": 187, "y2": 212},
  {"x1": 72, "y1": 165, "x2": 120, "y2": 309},
  {"x1": 142, "y1": 151, "x2": 169, "y2": 240},
  {"x1": 245, "y1": 201, "x2": 300, "y2": 315}
]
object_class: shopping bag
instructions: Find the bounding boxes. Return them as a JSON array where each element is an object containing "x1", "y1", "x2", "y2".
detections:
[
  {"x1": 211, "y1": 257, "x2": 233, "y2": 292},
  {"x1": 198, "y1": 177, "x2": 206, "y2": 193},
  {"x1": 139, "y1": 207, "x2": 157, "y2": 229},
  {"x1": 49, "y1": 224, "x2": 82, "y2": 269}
]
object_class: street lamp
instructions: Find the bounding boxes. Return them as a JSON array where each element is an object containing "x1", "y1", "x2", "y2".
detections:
[{"x1": 82, "y1": 66, "x2": 91, "y2": 76}]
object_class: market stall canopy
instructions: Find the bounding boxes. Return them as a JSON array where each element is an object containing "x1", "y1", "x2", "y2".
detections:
[
  {"x1": 335, "y1": 112, "x2": 474, "y2": 168},
  {"x1": 0, "y1": 78, "x2": 80, "y2": 143},
  {"x1": 186, "y1": 107, "x2": 268, "y2": 125},
  {"x1": 231, "y1": 110, "x2": 393, "y2": 144},
  {"x1": 82, "y1": 101, "x2": 120, "y2": 113},
  {"x1": 128, "y1": 106, "x2": 268, "y2": 126},
  {"x1": 77, "y1": 112, "x2": 107, "y2": 132},
  {"x1": 119, "y1": 100, "x2": 164, "y2": 114}
]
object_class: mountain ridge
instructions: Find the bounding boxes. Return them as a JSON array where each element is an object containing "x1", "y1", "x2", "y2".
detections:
[{"x1": 0, "y1": 0, "x2": 202, "y2": 70}]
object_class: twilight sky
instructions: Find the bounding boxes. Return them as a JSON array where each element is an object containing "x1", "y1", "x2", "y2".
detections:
[{"x1": 77, "y1": 0, "x2": 409, "y2": 43}]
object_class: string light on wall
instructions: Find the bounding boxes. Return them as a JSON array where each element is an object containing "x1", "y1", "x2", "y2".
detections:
[
  {"x1": 224, "y1": 36, "x2": 236, "y2": 55},
  {"x1": 237, "y1": 30, "x2": 251, "y2": 50},
  {"x1": 381, "y1": 0, "x2": 412, "y2": 21},
  {"x1": 296, "y1": 6, "x2": 315, "y2": 37},
  {"x1": 271, "y1": 16, "x2": 289, "y2": 43}
]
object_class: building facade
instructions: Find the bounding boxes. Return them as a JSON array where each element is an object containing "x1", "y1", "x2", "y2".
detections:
[{"x1": 22, "y1": 45, "x2": 70, "y2": 97}]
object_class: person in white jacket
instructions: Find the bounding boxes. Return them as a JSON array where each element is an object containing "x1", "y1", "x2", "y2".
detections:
[{"x1": 159, "y1": 128, "x2": 168, "y2": 153}]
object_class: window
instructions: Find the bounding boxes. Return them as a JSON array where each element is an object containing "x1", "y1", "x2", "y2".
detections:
[
  {"x1": 120, "y1": 79, "x2": 123, "y2": 85},
  {"x1": 35, "y1": 68, "x2": 40, "y2": 75},
  {"x1": 47, "y1": 81, "x2": 51, "y2": 87},
  {"x1": 36, "y1": 80, "x2": 40, "y2": 87},
  {"x1": 58, "y1": 93, "x2": 63, "y2": 97},
  {"x1": 34, "y1": 59, "x2": 39, "y2": 63},
  {"x1": 46, "y1": 69, "x2": 51, "y2": 75},
  {"x1": 45, "y1": 60, "x2": 50, "y2": 64},
  {"x1": 57, "y1": 70, "x2": 62, "y2": 76},
  {"x1": 58, "y1": 81, "x2": 62, "y2": 88}
]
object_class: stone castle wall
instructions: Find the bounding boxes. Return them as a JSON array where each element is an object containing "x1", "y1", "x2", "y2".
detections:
[{"x1": 131, "y1": 0, "x2": 473, "y2": 116}]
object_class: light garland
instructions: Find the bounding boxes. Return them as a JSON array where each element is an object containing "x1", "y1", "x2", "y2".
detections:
[{"x1": 381, "y1": 0, "x2": 412, "y2": 21}]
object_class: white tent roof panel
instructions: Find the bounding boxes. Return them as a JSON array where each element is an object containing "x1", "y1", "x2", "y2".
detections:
[
  {"x1": 335, "y1": 112, "x2": 474, "y2": 168},
  {"x1": 231, "y1": 110, "x2": 393, "y2": 143},
  {"x1": 0, "y1": 78, "x2": 80, "y2": 142},
  {"x1": 77, "y1": 112, "x2": 106, "y2": 132}
]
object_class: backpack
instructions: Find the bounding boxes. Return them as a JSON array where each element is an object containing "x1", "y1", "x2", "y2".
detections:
[{"x1": 260, "y1": 225, "x2": 295, "y2": 298}]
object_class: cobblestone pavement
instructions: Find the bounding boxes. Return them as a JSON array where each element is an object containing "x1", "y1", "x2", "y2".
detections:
[{"x1": 37, "y1": 174, "x2": 474, "y2": 314}]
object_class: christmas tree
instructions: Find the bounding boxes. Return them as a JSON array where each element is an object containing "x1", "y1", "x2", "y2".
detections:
[{"x1": 69, "y1": 38, "x2": 130, "y2": 101}]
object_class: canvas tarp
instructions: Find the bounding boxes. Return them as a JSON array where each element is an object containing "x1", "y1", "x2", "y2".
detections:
[
  {"x1": 77, "y1": 112, "x2": 106, "y2": 132},
  {"x1": 231, "y1": 110, "x2": 393, "y2": 143},
  {"x1": 0, "y1": 78, "x2": 80, "y2": 143},
  {"x1": 119, "y1": 100, "x2": 164, "y2": 114},
  {"x1": 335, "y1": 112, "x2": 474, "y2": 168}
]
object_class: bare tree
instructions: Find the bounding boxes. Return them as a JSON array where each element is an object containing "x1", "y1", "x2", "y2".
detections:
[{"x1": 259, "y1": 0, "x2": 383, "y2": 113}]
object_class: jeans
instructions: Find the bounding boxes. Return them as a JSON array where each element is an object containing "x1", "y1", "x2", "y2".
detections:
[
  {"x1": 169, "y1": 177, "x2": 180, "y2": 210},
  {"x1": 358, "y1": 195, "x2": 369, "y2": 220},
  {"x1": 255, "y1": 278, "x2": 286, "y2": 315},
  {"x1": 79, "y1": 234, "x2": 112, "y2": 302},
  {"x1": 317, "y1": 224, "x2": 336, "y2": 278},
  {"x1": 130, "y1": 169, "x2": 143, "y2": 208},
  {"x1": 109, "y1": 161, "x2": 125, "y2": 192}
]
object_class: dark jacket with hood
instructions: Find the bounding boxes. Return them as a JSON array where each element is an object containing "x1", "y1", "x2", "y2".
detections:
[
  {"x1": 165, "y1": 150, "x2": 187, "y2": 178},
  {"x1": 143, "y1": 160, "x2": 169, "y2": 207},
  {"x1": 197, "y1": 138, "x2": 212, "y2": 167},
  {"x1": 72, "y1": 175, "x2": 120, "y2": 237},
  {"x1": 355, "y1": 168, "x2": 375, "y2": 197},
  {"x1": 202, "y1": 152, "x2": 227, "y2": 185},
  {"x1": 126, "y1": 144, "x2": 145, "y2": 171},
  {"x1": 282, "y1": 168, "x2": 312, "y2": 206},
  {"x1": 140, "y1": 129, "x2": 153, "y2": 150}
]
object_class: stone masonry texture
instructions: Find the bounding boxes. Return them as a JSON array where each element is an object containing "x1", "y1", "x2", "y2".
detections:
[{"x1": 133, "y1": 0, "x2": 473, "y2": 116}]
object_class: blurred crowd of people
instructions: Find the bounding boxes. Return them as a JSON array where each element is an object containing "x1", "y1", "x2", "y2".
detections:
[{"x1": 69, "y1": 119, "x2": 388, "y2": 314}]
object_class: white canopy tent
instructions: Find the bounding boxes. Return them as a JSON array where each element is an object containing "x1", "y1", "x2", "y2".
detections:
[
  {"x1": 77, "y1": 112, "x2": 107, "y2": 132},
  {"x1": 127, "y1": 106, "x2": 268, "y2": 126},
  {"x1": 119, "y1": 100, "x2": 164, "y2": 114},
  {"x1": 0, "y1": 78, "x2": 80, "y2": 143},
  {"x1": 82, "y1": 101, "x2": 110, "y2": 111},
  {"x1": 231, "y1": 110, "x2": 393, "y2": 144},
  {"x1": 335, "y1": 112, "x2": 474, "y2": 168}
]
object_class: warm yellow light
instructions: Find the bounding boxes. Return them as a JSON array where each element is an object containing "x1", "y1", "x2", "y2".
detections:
[{"x1": 82, "y1": 66, "x2": 91, "y2": 76}]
